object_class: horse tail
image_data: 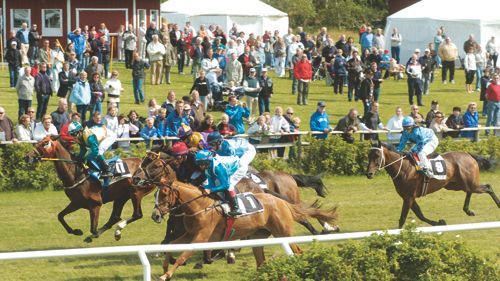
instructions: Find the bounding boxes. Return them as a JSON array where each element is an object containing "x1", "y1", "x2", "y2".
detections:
[
  {"x1": 469, "y1": 154, "x2": 496, "y2": 171},
  {"x1": 262, "y1": 188, "x2": 292, "y2": 203},
  {"x1": 286, "y1": 200, "x2": 338, "y2": 225},
  {"x1": 292, "y1": 174, "x2": 328, "y2": 198}
]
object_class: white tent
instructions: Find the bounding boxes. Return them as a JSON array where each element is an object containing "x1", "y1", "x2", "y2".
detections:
[
  {"x1": 385, "y1": 0, "x2": 500, "y2": 64},
  {"x1": 161, "y1": 0, "x2": 289, "y2": 38}
]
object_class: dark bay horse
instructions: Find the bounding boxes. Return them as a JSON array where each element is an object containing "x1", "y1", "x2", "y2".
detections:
[
  {"x1": 366, "y1": 142, "x2": 500, "y2": 228},
  {"x1": 25, "y1": 136, "x2": 156, "y2": 242},
  {"x1": 138, "y1": 156, "x2": 338, "y2": 281}
]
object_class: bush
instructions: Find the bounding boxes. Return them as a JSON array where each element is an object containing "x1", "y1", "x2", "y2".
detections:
[{"x1": 249, "y1": 224, "x2": 499, "y2": 281}]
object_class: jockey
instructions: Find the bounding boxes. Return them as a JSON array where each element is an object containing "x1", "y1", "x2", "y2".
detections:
[
  {"x1": 68, "y1": 121, "x2": 113, "y2": 178},
  {"x1": 177, "y1": 124, "x2": 209, "y2": 151},
  {"x1": 207, "y1": 131, "x2": 256, "y2": 183},
  {"x1": 195, "y1": 150, "x2": 242, "y2": 216},
  {"x1": 397, "y1": 116, "x2": 439, "y2": 177}
]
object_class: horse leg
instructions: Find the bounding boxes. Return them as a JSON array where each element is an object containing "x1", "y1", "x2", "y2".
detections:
[
  {"x1": 249, "y1": 230, "x2": 271, "y2": 268},
  {"x1": 398, "y1": 198, "x2": 413, "y2": 228},
  {"x1": 463, "y1": 192, "x2": 476, "y2": 216},
  {"x1": 483, "y1": 184, "x2": 500, "y2": 208},
  {"x1": 96, "y1": 198, "x2": 127, "y2": 236},
  {"x1": 84, "y1": 204, "x2": 102, "y2": 243},
  {"x1": 317, "y1": 219, "x2": 340, "y2": 234},
  {"x1": 298, "y1": 220, "x2": 320, "y2": 235},
  {"x1": 411, "y1": 201, "x2": 446, "y2": 226},
  {"x1": 115, "y1": 192, "x2": 144, "y2": 241},
  {"x1": 57, "y1": 202, "x2": 83, "y2": 236},
  {"x1": 161, "y1": 233, "x2": 205, "y2": 281}
]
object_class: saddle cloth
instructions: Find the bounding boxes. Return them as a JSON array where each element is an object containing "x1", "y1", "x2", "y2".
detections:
[
  {"x1": 220, "y1": 192, "x2": 264, "y2": 218},
  {"x1": 246, "y1": 172, "x2": 268, "y2": 190},
  {"x1": 89, "y1": 157, "x2": 132, "y2": 187},
  {"x1": 412, "y1": 154, "x2": 447, "y2": 180}
]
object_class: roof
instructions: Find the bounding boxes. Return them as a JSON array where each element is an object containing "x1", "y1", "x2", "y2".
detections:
[
  {"x1": 161, "y1": 0, "x2": 287, "y2": 17},
  {"x1": 388, "y1": 0, "x2": 500, "y2": 21}
]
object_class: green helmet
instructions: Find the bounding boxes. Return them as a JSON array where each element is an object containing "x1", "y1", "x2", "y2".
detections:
[{"x1": 68, "y1": 121, "x2": 83, "y2": 136}]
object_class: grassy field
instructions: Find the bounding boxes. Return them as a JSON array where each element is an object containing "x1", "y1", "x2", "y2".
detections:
[{"x1": 0, "y1": 173, "x2": 499, "y2": 280}]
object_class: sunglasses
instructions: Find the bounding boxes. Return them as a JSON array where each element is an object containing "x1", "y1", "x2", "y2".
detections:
[{"x1": 287, "y1": 112, "x2": 294, "y2": 115}]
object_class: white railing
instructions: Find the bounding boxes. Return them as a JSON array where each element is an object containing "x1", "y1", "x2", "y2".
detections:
[{"x1": 0, "y1": 221, "x2": 498, "y2": 281}]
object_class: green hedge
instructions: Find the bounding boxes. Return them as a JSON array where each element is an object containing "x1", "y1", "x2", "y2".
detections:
[{"x1": 249, "y1": 225, "x2": 499, "y2": 281}]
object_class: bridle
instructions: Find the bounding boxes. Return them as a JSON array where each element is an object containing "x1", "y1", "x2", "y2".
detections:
[{"x1": 369, "y1": 146, "x2": 405, "y2": 179}]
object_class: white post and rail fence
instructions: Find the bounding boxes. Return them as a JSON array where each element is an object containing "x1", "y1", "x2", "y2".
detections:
[{"x1": 0, "y1": 221, "x2": 499, "y2": 281}]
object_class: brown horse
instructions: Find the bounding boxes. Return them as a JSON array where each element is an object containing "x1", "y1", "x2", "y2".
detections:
[
  {"x1": 25, "y1": 136, "x2": 155, "y2": 242},
  {"x1": 366, "y1": 142, "x2": 500, "y2": 228},
  {"x1": 137, "y1": 156, "x2": 338, "y2": 281}
]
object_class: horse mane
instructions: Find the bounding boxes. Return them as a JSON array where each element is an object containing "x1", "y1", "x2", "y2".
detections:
[{"x1": 381, "y1": 142, "x2": 398, "y2": 153}]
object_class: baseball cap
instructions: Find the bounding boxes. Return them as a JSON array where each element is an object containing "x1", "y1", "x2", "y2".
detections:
[
  {"x1": 261, "y1": 67, "x2": 267, "y2": 72},
  {"x1": 249, "y1": 68, "x2": 256, "y2": 72},
  {"x1": 414, "y1": 48, "x2": 421, "y2": 53},
  {"x1": 424, "y1": 48, "x2": 430, "y2": 52},
  {"x1": 11, "y1": 41, "x2": 17, "y2": 45},
  {"x1": 317, "y1": 101, "x2": 326, "y2": 107}
]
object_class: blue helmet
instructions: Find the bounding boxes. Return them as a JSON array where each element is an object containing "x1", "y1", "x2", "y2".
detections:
[
  {"x1": 68, "y1": 121, "x2": 83, "y2": 136},
  {"x1": 207, "y1": 131, "x2": 223, "y2": 145},
  {"x1": 195, "y1": 150, "x2": 214, "y2": 163},
  {"x1": 402, "y1": 116, "x2": 415, "y2": 127}
]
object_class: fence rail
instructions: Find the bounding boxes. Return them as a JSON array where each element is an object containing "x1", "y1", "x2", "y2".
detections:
[{"x1": 0, "y1": 221, "x2": 498, "y2": 281}]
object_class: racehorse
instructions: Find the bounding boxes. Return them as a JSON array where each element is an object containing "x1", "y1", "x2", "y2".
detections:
[
  {"x1": 137, "y1": 156, "x2": 338, "y2": 281},
  {"x1": 25, "y1": 136, "x2": 155, "y2": 242},
  {"x1": 366, "y1": 141, "x2": 500, "y2": 228}
]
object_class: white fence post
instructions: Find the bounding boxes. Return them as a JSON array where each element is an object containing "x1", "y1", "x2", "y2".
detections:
[{"x1": 138, "y1": 250, "x2": 151, "y2": 281}]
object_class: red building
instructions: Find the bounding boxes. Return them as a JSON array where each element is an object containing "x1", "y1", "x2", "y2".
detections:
[{"x1": 2, "y1": 0, "x2": 160, "y2": 47}]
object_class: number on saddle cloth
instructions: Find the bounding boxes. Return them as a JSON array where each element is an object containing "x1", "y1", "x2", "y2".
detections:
[
  {"x1": 221, "y1": 192, "x2": 264, "y2": 217},
  {"x1": 429, "y1": 155, "x2": 447, "y2": 179}
]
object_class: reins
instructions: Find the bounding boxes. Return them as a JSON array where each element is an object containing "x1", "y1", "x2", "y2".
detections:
[{"x1": 370, "y1": 146, "x2": 405, "y2": 179}]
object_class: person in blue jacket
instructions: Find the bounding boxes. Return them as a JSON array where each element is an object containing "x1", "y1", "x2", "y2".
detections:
[
  {"x1": 360, "y1": 27, "x2": 374, "y2": 54},
  {"x1": 461, "y1": 102, "x2": 479, "y2": 140},
  {"x1": 165, "y1": 100, "x2": 190, "y2": 136},
  {"x1": 67, "y1": 28, "x2": 86, "y2": 70},
  {"x1": 331, "y1": 49, "x2": 347, "y2": 95},
  {"x1": 140, "y1": 117, "x2": 158, "y2": 148},
  {"x1": 397, "y1": 116, "x2": 439, "y2": 177},
  {"x1": 195, "y1": 150, "x2": 242, "y2": 216},
  {"x1": 225, "y1": 95, "x2": 250, "y2": 134},
  {"x1": 310, "y1": 101, "x2": 333, "y2": 139}
]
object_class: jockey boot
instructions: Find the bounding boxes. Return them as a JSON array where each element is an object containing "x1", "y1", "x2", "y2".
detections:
[
  {"x1": 225, "y1": 190, "x2": 242, "y2": 217},
  {"x1": 98, "y1": 158, "x2": 113, "y2": 178},
  {"x1": 422, "y1": 167, "x2": 434, "y2": 178}
]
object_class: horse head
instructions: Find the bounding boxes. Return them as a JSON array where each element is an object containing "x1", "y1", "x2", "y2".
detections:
[
  {"x1": 132, "y1": 151, "x2": 177, "y2": 186},
  {"x1": 151, "y1": 183, "x2": 180, "y2": 223},
  {"x1": 366, "y1": 140, "x2": 384, "y2": 179},
  {"x1": 25, "y1": 135, "x2": 61, "y2": 164}
]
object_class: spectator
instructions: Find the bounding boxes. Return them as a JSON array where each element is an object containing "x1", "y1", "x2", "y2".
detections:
[
  {"x1": 131, "y1": 51, "x2": 150, "y2": 104},
  {"x1": 69, "y1": 71, "x2": 91, "y2": 123},
  {"x1": 390, "y1": 28, "x2": 402, "y2": 63},
  {"x1": 360, "y1": 27, "x2": 373, "y2": 54},
  {"x1": 190, "y1": 37, "x2": 204, "y2": 78},
  {"x1": 28, "y1": 24, "x2": 42, "y2": 65},
  {"x1": 182, "y1": 103, "x2": 196, "y2": 128},
  {"x1": 295, "y1": 54, "x2": 312, "y2": 106},
  {"x1": 15, "y1": 22, "x2": 30, "y2": 65},
  {"x1": 225, "y1": 95, "x2": 249, "y2": 134},
  {"x1": 104, "y1": 106, "x2": 119, "y2": 137},
  {"x1": 154, "y1": 108, "x2": 168, "y2": 137},
  {"x1": 226, "y1": 52, "x2": 243, "y2": 84},
  {"x1": 462, "y1": 102, "x2": 479, "y2": 139},
  {"x1": 420, "y1": 48, "x2": 436, "y2": 95},
  {"x1": 116, "y1": 114, "x2": 139, "y2": 149},
  {"x1": 89, "y1": 72, "x2": 105, "y2": 115},
  {"x1": 161, "y1": 90, "x2": 177, "y2": 115},
  {"x1": 258, "y1": 68, "x2": 273, "y2": 115},
  {"x1": 445, "y1": 107, "x2": 465, "y2": 138},
  {"x1": 463, "y1": 34, "x2": 479, "y2": 53},
  {"x1": 370, "y1": 62, "x2": 383, "y2": 102},
  {"x1": 50, "y1": 98, "x2": 70, "y2": 132},
  {"x1": 485, "y1": 73, "x2": 500, "y2": 136},
  {"x1": 425, "y1": 100, "x2": 440, "y2": 127},
  {"x1": 33, "y1": 115, "x2": 58, "y2": 141},
  {"x1": 165, "y1": 101, "x2": 189, "y2": 136},
  {"x1": 434, "y1": 28, "x2": 444, "y2": 67},
  {"x1": 34, "y1": 63, "x2": 52, "y2": 121},
  {"x1": 145, "y1": 22, "x2": 160, "y2": 45},
  {"x1": 198, "y1": 114, "x2": 217, "y2": 133},
  {"x1": 60, "y1": 112, "x2": 80, "y2": 145},
  {"x1": 123, "y1": 24, "x2": 137, "y2": 69},
  {"x1": 57, "y1": 62, "x2": 77, "y2": 99},
  {"x1": 406, "y1": 54, "x2": 423, "y2": 106},
  {"x1": 243, "y1": 68, "x2": 261, "y2": 120},
  {"x1": 147, "y1": 34, "x2": 166, "y2": 85},
  {"x1": 380, "y1": 49, "x2": 391, "y2": 79},
  {"x1": 335, "y1": 34, "x2": 349, "y2": 58},
  {"x1": 117, "y1": 25, "x2": 125, "y2": 63},
  {"x1": 372, "y1": 28, "x2": 385, "y2": 50},
  {"x1": 475, "y1": 46, "x2": 486, "y2": 92},
  {"x1": 127, "y1": 110, "x2": 143, "y2": 138},
  {"x1": 176, "y1": 32, "x2": 188, "y2": 75},
  {"x1": 463, "y1": 47, "x2": 477, "y2": 94},
  {"x1": 331, "y1": 49, "x2": 347, "y2": 95},
  {"x1": 16, "y1": 66, "x2": 35, "y2": 119},
  {"x1": 162, "y1": 36, "x2": 176, "y2": 84},
  {"x1": 269, "y1": 106, "x2": 290, "y2": 158},
  {"x1": 26, "y1": 107, "x2": 36, "y2": 132},
  {"x1": 148, "y1": 98, "x2": 161, "y2": 119},
  {"x1": 0, "y1": 107, "x2": 17, "y2": 142},
  {"x1": 217, "y1": 113, "x2": 237, "y2": 137},
  {"x1": 138, "y1": 21, "x2": 147, "y2": 59},
  {"x1": 238, "y1": 45, "x2": 257, "y2": 81},
  {"x1": 247, "y1": 115, "x2": 270, "y2": 144},
  {"x1": 310, "y1": 101, "x2": 332, "y2": 139},
  {"x1": 105, "y1": 70, "x2": 124, "y2": 109},
  {"x1": 84, "y1": 56, "x2": 104, "y2": 78},
  {"x1": 438, "y1": 37, "x2": 458, "y2": 84},
  {"x1": 346, "y1": 50, "x2": 364, "y2": 102},
  {"x1": 290, "y1": 48, "x2": 302, "y2": 95},
  {"x1": 358, "y1": 70, "x2": 374, "y2": 115},
  {"x1": 334, "y1": 108, "x2": 362, "y2": 144},
  {"x1": 190, "y1": 70, "x2": 209, "y2": 110},
  {"x1": 362, "y1": 102, "x2": 387, "y2": 140},
  {"x1": 386, "y1": 106, "x2": 404, "y2": 142},
  {"x1": 429, "y1": 111, "x2": 449, "y2": 138},
  {"x1": 16, "y1": 114, "x2": 33, "y2": 141},
  {"x1": 67, "y1": 28, "x2": 86, "y2": 70},
  {"x1": 190, "y1": 90, "x2": 205, "y2": 129},
  {"x1": 485, "y1": 36, "x2": 498, "y2": 69},
  {"x1": 140, "y1": 117, "x2": 158, "y2": 147},
  {"x1": 273, "y1": 37, "x2": 286, "y2": 78},
  {"x1": 5, "y1": 41, "x2": 22, "y2": 88},
  {"x1": 97, "y1": 36, "x2": 112, "y2": 78}
]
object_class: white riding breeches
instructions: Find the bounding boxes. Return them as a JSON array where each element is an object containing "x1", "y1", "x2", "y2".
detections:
[
  {"x1": 229, "y1": 145, "x2": 257, "y2": 191},
  {"x1": 98, "y1": 135, "x2": 117, "y2": 155},
  {"x1": 416, "y1": 135, "x2": 439, "y2": 169}
]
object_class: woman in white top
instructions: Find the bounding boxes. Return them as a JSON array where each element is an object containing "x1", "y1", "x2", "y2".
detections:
[
  {"x1": 33, "y1": 115, "x2": 58, "y2": 141},
  {"x1": 386, "y1": 106, "x2": 404, "y2": 142},
  {"x1": 147, "y1": 98, "x2": 161, "y2": 119},
  {"x1": 429, "y1": 111, "x2": 449, "y2": 138},
  {"x1": 247, "y1": 115, "x2": 270, "y2": 144},
  {"x1": 103, "y1": 106, "x2": 119, "y2": 138},
  {"x1": 116, "y1": 114, "x2": 139, "y2": 149},
  {"x1": 15, "y1": 114, "x2": 33, "y2": 141},
  {"x1": 269, "y1": 106, "x2": 290, "y2": 158},
  {"x1": 463, "y1": 47, "x2": 477, "y2": 94},
  {"x1": 105, "y1": 70, "x2": 124, "y2": 109}
]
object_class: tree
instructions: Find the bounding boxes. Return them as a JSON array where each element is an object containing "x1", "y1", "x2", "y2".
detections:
[{"x1": 263, "y1": 0, "x2": 316, "y2": 27}]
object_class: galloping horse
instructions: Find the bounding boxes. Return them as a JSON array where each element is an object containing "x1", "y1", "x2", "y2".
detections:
[
  {"x1": 25, "y1": 136, "x2": 155, "y2": 242},
  {"x1": 136, "y1": 156, "x2": 338, "y2": 281},
  {"x1": 366, "y1": 142, "x2": 500, "y2": 228}
]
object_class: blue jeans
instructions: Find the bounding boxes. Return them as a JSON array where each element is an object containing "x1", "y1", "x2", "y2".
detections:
[
  {"x1": 30, "y1": 46, "x2": 39, "y2": 65},
  {"x1": 391, "y1": 46, "x2": 400, "y2": 63},
  {"x1": 82, "y1": 55, "x2": 90, "y2": 70},
  {"x1": 18, "y1": 99, "x2": 32, "y2": 119},
  {"x1": 77, "y1": 53, "x2": 84, "y2": 71},
  {"x1": 133, "y1": 78, "x2": 145, "y2": 103},
  {"x1": 373, "y1": 87, "x2": 380, "y2": 102},
  {"x1": 200, "y1": 96, "x2": 208, "y2": 111},
  {"x1": 475, "y1": 68, "x2": 483, "y2": 90},
  {"x1": 258, "y1": 97, "x2": 270, "y2": 116},
  {"x1": 103, "y1": 62, "x2": 109, "y2": 79},
  {"x1": 178, "y1": 51, "x2": 185, "y2": 73},
  {"x1": 36, "y1": 95, "x2": 50, "y2": 120},
  {"x1": 486, "y1": 101, "x2": 500, "y2": 135},
  {"x1": 77, "y1": 104, "x2": 89, "y2": 123},
  {"x1": 291, "y1": 72, "x2": 297, "y2": 94},
  {"x1": 91, "y1": 102, "x2": 102, "y2": 115},
  {"x1": 8, "y1": 65, "x2": 19, "y2": 87}
]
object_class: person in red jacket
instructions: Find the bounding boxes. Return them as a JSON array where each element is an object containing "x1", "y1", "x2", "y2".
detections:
[
  {"x1": 294, "y1": 53, "x2": 312, "y2": 105},
  {"x1": 485, "y1": 73, "x2": 500, "y2": 135}
]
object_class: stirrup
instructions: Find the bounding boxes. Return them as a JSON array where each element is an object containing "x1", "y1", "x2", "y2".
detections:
[{"x1": 228, "y1": 209, "x2": 242, "y2": 216}]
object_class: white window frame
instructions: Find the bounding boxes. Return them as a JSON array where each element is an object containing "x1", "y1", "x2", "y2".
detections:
[
  {"x1": 137, "y1": 9, "x2": 146, "y2": 28},
  {"x1": 41, "y1": 9, "x2": 63, "y2": 37},
  {"x1": 150, "y1": 9, "x2": 159, "y2": 25},
  {"x1": 10, "y1": 9, "x2": 31, "y2": 31}
]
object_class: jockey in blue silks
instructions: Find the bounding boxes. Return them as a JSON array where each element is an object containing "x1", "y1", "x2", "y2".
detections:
[
  {"x1": 195, "y1": 150, "x2": 242, "y2": 216},
  {"x1": 397, "y1": 116, "x2": 439, "y2": 177}
]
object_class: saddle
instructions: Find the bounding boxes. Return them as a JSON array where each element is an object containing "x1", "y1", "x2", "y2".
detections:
[
  {"x1": 87, "y1": 157, "x2": 132, "y2": 202},
  {"x1": 218, "y1": 192, "x2": 264, "y2": 218},
  {"x1": 409, "y1": 153, "x2": 447, "y2": 180},
  {"x1": 246, "y1": 172, "x2": 268, "y2": 190}
]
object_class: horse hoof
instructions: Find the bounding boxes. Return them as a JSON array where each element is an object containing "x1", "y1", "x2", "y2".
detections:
[
  {"x1": 193, "y1": 262, "x2": 203, "y2": 269},
  {"x1": 84, "y1": 236, "x2": 93, "y2": 243},
  {"x1": 466, "y1": 210, "x2": 476, "y2": 216},
  {"x1": 72, "y1": 229, "x2": 83, "y2": 236},
  {"x1": 438, "y1": 219, "x2": 447, "y2": 225},
  {"x1": 227, "y1": 257, "x2": 235, "y2": 264}
]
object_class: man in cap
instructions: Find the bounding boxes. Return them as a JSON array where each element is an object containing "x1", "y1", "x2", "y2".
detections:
[
  {"x1": 310, "y1": 101, "x2": 332, "y2": 139},
  {"x1": 258, "y1": 67, "x2": 273, "y2": 115},
  {"x1": 243, "y1": 67, "x2": 261, "y2": 121},
  {"x1": 5, "y1": 41, "x2": 22, "y2": 88}
]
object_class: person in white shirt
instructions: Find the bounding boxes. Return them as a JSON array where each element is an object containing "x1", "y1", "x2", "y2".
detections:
[
  {"x1": 269, "y1": 106, "x2": 290, "y2": 158},
  {"x1": 103, "y1": 106, "x2": 119, "y2": 138},
  {"x1": 201, "y1": 48, "x2": 221, "y2": 75},
  {"x1": 386, "y1": 106, "x2": 404, "y2": 142},
  {"x1": 33, "y1": 115, "x2": 58, "y2": 141},
  {"x1": 147, "y1": 34, "x2": 166, "y2": 85},
  {"x1": 104, "y1": 70, "x2": 124, "y2": 110},
  {"x1": 287, "y1": 36, "x2": 304, "y2": 69},
  {"x1": 463, "y1": 47, "x2": 477, "y2": 94},
  {"x1": 406, "y1": 54, "x2": 423, "y2": 106},
  {"x1": 485, "y1": 36, "x2": 498, "y2": 69},
  {"x1": 16, "y1": 114, "x2": 33, "y2": 141},
  {"x1": 247, "y1": 115, "x2": 269, "y2": 144},
  {"x1": 116, "y1": 114, "x2": 139, "y2": 149},
  {"x1": 138, "y1": 21, "x2": 148, "y2": 59}
]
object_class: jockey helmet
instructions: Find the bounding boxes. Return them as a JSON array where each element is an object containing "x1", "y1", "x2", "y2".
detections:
[
  {"x1": 177, "y1": 124, "x2": 193, "y2": 140},
  {"x1": 171, "y1": 142, "x2": 189, "y2": 156},
  {"x1": 402, "y1": 116, "x2": 415, "y2": 127},
  {"x1": 195, "y1": 150, "x2": 213, "y2": 164},
  {"x1": 207, "y1": 131, "x2": 223, "y2": 145},
  {"x1": 68, "y1": 121, "x2": 83, "y2": 136}
]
